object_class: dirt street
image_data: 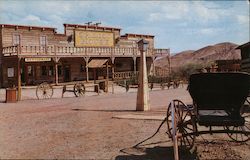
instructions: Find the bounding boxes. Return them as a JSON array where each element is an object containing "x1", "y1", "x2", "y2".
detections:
[{"x1": 0, "y1": 86, "x2": 249, "y2": 159}]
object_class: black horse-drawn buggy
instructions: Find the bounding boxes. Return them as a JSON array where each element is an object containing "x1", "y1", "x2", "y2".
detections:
[{"x1": 166, "y1": 72, "x2": 250, "y2": 159}]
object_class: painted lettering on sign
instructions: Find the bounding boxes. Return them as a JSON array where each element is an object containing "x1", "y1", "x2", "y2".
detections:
[
  {"x1": 75, "y1": 30, "x2": 114, "y2": 47},
  {"x1": 25, "y1": 58, "x2": 51, "y2": 62}
]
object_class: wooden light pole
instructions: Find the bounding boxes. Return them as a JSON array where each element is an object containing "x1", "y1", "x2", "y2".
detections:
[{"x1": 136, "y1": 39, "x2": 150, "y2": 111}]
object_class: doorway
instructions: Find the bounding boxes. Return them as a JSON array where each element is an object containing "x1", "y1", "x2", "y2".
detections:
[{"x1": 64, "y1": 65, "x2": 71, "y2": 82}]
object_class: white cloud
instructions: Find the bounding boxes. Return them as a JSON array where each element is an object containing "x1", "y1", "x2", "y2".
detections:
[
  {"x1": 148, "y1": 2, "x2": 190, "y2": 22},
  {"x1": 237, "y1": 15, "x2": 249, "y2": 25},
  {"x1": 23, "y1": 15, "x2": 41, "y2": 22},
  {"x1": 199, "y1": 28, "x2": 217, "y2": 35}
]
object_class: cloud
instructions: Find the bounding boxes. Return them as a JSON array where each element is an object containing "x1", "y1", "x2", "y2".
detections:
[
  {"x1": 237, "y1": 15, "x2": 249, "y2": 25},
  {"x1": 148, "y1": 2, "x2": 189, "y2": 22},
  {"x1": 0, "y1": 1, "x2": 249, "y2": 53},
  {"x1": 199, "y1": 28, "x2": 218, "y2": 36},
  {"x1": 23, "y1": 15, "x2": 41, "y2": 22}
]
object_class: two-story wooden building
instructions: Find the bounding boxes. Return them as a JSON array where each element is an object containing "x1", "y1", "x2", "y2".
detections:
[
  {"x1": 0, "y1": 23, "x2": 170, "y2": 88},
  {"x1": 236, "y1": 42, "x2": 250, "y2": 73}
]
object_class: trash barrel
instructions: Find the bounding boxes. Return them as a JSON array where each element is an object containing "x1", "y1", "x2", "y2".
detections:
[{"x1": 6, "y1": 88, "x2": 17, "y2": 103}]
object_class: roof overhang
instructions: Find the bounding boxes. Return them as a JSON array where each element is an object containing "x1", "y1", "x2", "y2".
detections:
[{"x1": 88, "y1": 59, "x2": 108, "y2": 68}]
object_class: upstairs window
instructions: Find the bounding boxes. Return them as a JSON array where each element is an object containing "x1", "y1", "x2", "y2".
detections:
[
  {"x1": 13, "y1": 34, "x2": 20, "y2": 45},
  {"x1": 40, "y1": 36, "x2": 47, "y2": 46}
]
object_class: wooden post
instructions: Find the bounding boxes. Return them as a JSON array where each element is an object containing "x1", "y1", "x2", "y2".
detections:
[
  {"x1": 106, "y1": 62, "x2": 109, "y2": 92},
  {"x1": 17, "y1": 58, "x2": 21, "y2": 101},
  {"x1": 111, "y1": 57, "x2": 115, "y2": 80},
  {"x1": 133, "y1": 57, "x2": 137, "y2": 74},
  {"x1": 111, "y1": 57, "x2": 115, "y2": 94},
  {"x1": 55, "y1": 63, "x2": 58, "y2": 85},
  {"x1": 85, "y1": 57, "x2": 89, "y2": 82},
  {"x1": 152, "y1": 57, "x2": 155, "y2": 76}
]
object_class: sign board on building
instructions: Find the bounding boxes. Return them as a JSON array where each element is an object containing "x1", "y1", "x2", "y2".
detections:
[
  {"x1": 75, "y1": 30, "x2": 114, "y2": 47},
  {"x1": 25, "y1": 58, "x2": 51, "y2": 62}
]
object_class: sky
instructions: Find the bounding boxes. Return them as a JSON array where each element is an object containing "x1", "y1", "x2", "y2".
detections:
[{"x1": 0, "y1": 0, "x2": 249, "y2": 53}]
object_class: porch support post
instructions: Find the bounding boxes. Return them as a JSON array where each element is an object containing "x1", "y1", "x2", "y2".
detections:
[
  {"x1": 111, "y1": 57, "x2": 115, "y2": 80},
  {"x1": 17, "y1": 58, "x2": 22, "y2": 101},
  {"x1": 133, "y1": 56, "x2": 137, "y2": 74},
  {"x1": 106, "y1": 61, "x2": 109, "y2": 93},
  {"x1": 152, "y1": 56, "x2": 155, "y2": 76},
  {"x1": 111, "y1": 57, "x2": 115, "y2": 94},
  {"x1": 54, "y1": 57, "x2": 60, "y2": 85},
  {"x1": 84, "y1": 57, "x2": 90, "y2": 82}
]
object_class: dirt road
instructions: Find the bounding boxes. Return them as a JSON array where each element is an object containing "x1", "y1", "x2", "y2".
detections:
[{"x1": 0, "y1": 86, "x2": 249, "y2": 159}]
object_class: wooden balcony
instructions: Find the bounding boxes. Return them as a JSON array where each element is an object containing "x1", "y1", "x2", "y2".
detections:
[{"x1": 2, "y1": 45, "x2": 169, "y2": 58}]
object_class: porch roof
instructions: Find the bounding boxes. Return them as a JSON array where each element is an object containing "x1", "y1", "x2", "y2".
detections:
[{"x1": 87, "y1": 59, "x2": 108, "y2": 68}]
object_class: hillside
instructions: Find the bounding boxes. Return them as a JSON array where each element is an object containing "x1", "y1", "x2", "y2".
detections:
[{"x1": 155, "y1": 42, "x2": 241, "y2": 70}]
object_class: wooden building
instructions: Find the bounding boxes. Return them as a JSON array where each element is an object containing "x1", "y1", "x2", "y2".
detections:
[
  {"x1": 236, "y1": 42, "x2": 250, "y2": 73},
  {"x1": 215, "y1": 59, "x2": 241, "y2": 72},
  {"x1": 0, "y1": 23, "x2": 170, "y2": 87}
]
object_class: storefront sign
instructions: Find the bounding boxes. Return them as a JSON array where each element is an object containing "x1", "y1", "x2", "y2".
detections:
[
  {"x1": 25, "y1": 58, "x2": 51, "y2": 62},
  {"x1": 75, "y1": 30, "x2": 114, "y2": 47}
]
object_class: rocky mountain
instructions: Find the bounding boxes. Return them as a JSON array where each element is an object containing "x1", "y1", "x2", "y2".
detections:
[{"x1": 155, "y1": 42, "x2": 241, "y2": 70}]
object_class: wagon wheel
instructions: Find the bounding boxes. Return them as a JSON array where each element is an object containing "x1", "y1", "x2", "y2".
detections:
[
  {"x1": 74, "y1": 83, "x2": 85, "y2": 97},
  {"x1": 225, "y1": 105, "x2": 250, "y2": 142},
  {"x1": 36, "y1": 82, "x2": 53, "y2": 100},
  {"x1": 160, "y1": 83, "x2": 165, "y2": 90},
  {"x1": 246, "y1": 97, "x2": 250, "y2": 106},
  {"x1": 167, "y1": 100, "x2": 196, "y2": 150}
]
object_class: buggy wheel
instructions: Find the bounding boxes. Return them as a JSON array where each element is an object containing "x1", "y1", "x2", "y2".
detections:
[
  {"x1": 225, "y1": 105, "x2": 250, "y2": 142},
  {"x1": 36, "y1": 82, "x2": 53, "y2": 100},
  {"x1": 160, "y1": 83, "x2": 165, "y2": 90},
  {"x1": 74, "y1": 83, "x2": 85, "y2": 97},
  {"x1": 246, "y1": 97, "x2": 250, "y2": 106},
  {"x1": 167, "y1": 100, "x2": 196, "y2": 150}
]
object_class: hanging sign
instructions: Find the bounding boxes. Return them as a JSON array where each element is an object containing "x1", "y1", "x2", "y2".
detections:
[
  {"x1": 25, "y1": 58, "x2": 51, "y2": 62},
  {"x1": 75, "y1": 30, "x2": 114, "y2": 47}
]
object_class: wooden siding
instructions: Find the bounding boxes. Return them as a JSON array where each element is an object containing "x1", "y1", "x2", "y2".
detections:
[{"x1": 1, "y1": 27, "x2": 67, "y2": 47}]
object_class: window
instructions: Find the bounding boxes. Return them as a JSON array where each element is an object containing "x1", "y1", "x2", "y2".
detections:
[
  {"x1": 7, "y1": 68, "x2": 14, "y2": 78},
  {"x1": 40, "y1": 36, "x2": 47, "y2": 46},
  {"x1": 13, "y1": 35, "x2": 20, "y2": 45},
  {"x1": 80, "y1": 64, "x2": 85, "y2": 72},
  {"x1": 27, "y1": 66, "x2": 34, "y2": 76},
  {"x1": 48, "y1": 66, "x2": 54, "y2": 76},
  {"x1": 58, "y1": 65, "x2": 62, "y2": 76},
  {"x1": 41, "y1": 66, "x2": 47, "y2": 76}
]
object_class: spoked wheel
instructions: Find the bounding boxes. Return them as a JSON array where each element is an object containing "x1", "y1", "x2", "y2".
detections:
[
  {"x1": 160, "y1": 83, "x2": 165, "y2": 90},
  {"x1": 74, "y1": 83, "x2": 85, "y2": 97},
  {"x1": 167, "y1": 99, "x2": 196, "y2": 150},
  {"x1": 36, "y1": 82, "x2": 54, "y2": 100},
  {"x1": 225, "y1": 105, "x2": 250, "y2": 142},
  {"x1": 246, "y1": 97, "x2": 250, "y2": 106}
]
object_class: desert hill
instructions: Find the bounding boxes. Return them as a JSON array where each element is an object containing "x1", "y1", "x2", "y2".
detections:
[{"x1": 155, "y1": 42, "x2": 241, "y2": 70}]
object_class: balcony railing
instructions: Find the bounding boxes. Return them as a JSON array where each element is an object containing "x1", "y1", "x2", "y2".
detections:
[{"x1": 2, "y1": 45, "x2": 169, "y2": 57}]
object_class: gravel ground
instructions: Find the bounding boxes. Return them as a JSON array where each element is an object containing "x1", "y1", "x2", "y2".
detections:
[{"x1": 0, "y1": 84, "x2": 249, "y2": 159}]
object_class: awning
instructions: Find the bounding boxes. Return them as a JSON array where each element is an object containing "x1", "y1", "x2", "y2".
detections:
[{"x1": 87, "y1": 59, "x2": 108, "y2": 68}]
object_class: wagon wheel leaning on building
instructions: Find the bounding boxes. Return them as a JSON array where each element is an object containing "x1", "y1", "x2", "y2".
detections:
[
  {"x1": 36, "y1": 82, "x2": 54, "y2": 100},
  {"x1": 73, "y1": 82, "x2": 85, "y2": 97}
]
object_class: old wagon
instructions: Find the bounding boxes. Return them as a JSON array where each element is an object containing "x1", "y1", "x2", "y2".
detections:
[
  {"x1": 166, "y1": 72, "x2": 250, "y2": 159},
  {"x1": 35, "y1": 59, "x2": 112, "y2": 100}
]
